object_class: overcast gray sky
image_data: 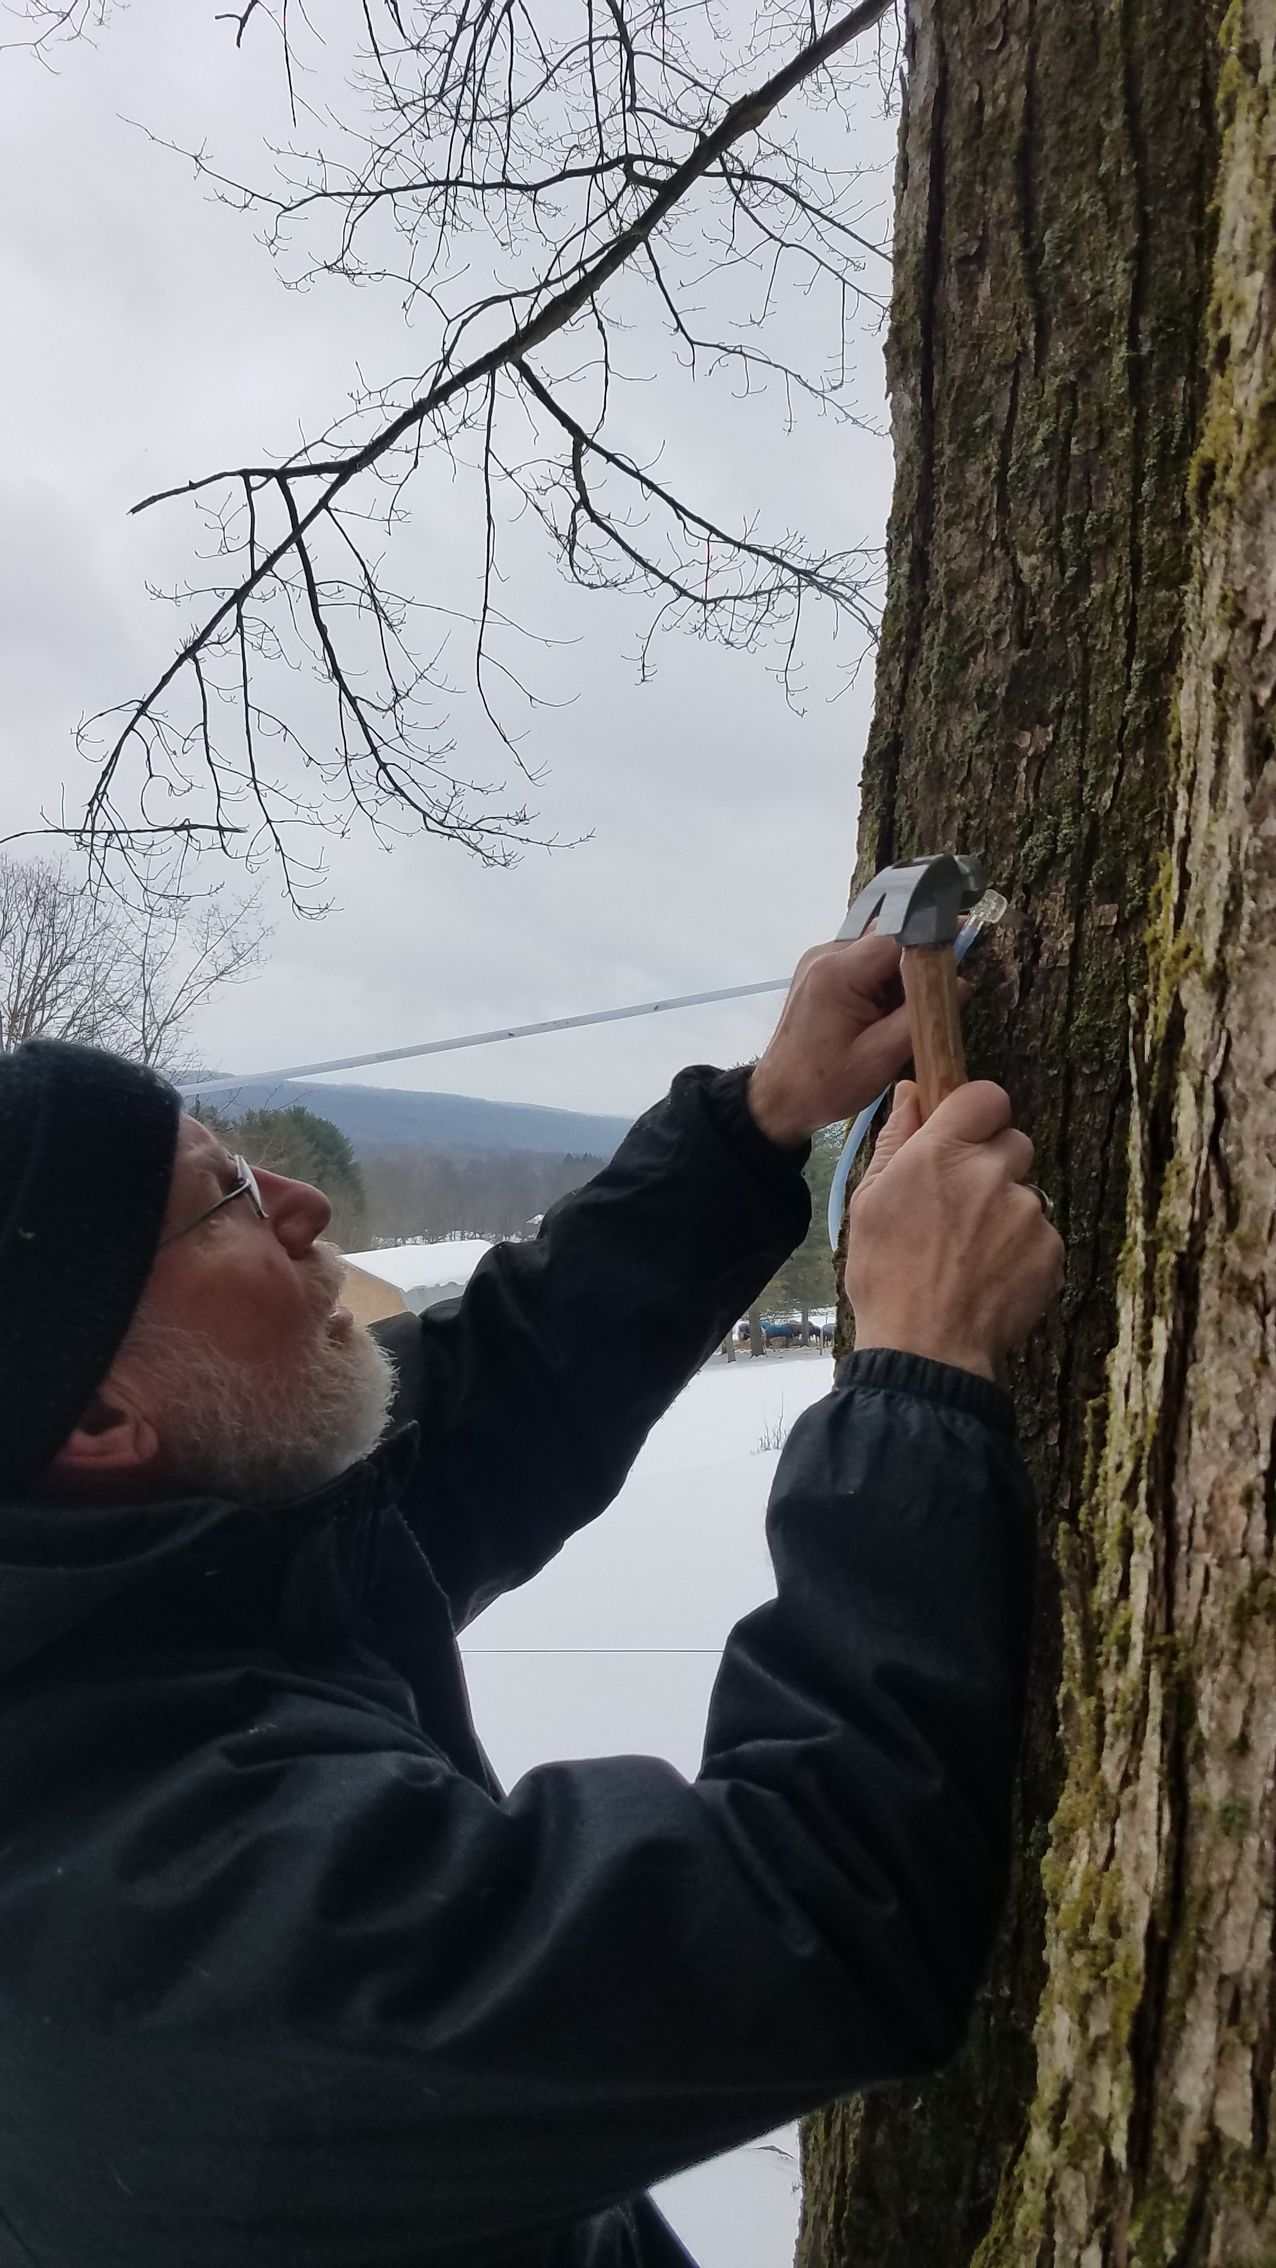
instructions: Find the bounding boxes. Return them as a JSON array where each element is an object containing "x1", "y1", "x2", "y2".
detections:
[{"x1": 0, "y1": 4, "x2": 898, "y2": 1120}]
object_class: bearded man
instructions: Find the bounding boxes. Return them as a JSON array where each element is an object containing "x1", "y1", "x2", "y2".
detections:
[{"x1": 0, "y1": 933, "x2": 1062, "y2": 2268}]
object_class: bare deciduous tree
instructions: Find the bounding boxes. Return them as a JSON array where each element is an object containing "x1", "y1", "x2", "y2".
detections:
[
  {"x1": 361, "y1": 1142, "x2": 605, "y2": 1243},
  {"x1": 0, "y1": 852, "x2": 269, "y2": 1078},
  {"x1": 4, "y1": 0, "x2": 893, "y2": 906}
]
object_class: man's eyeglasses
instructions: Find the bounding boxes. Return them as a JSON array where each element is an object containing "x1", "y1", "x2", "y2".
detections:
[{"x1": 158, "y1": 1157, "x2": 270, "y2": 1251}]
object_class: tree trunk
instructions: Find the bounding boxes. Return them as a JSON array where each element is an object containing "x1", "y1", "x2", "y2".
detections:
[
  {"x1": 748, "y1": 1301, "x2": 767, "y2": 1356},
  {"x1": 800, "y1": 0, "x2": 1276, "y2": 2260}
]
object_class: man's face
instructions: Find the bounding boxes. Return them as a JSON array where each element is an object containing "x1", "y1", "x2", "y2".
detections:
[
  {"x1": 148, "y1": 1116, "x2": 351, "y2": 1366},
  {"x1": 102, "y1": 1116, "x2": 396, "y2": 1504}
]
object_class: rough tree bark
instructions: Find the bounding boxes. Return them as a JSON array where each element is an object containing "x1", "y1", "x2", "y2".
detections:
[{"x1": 801, "y1": 1, "x2": 1275, "y2": 2261}]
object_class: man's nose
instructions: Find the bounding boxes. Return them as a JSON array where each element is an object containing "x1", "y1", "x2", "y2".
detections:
[{"x1": 256, "y1": 1169, "x2": 333, "y2": 1254}]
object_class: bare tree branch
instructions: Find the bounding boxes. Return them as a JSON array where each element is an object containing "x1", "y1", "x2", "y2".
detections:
[
  {"x1": 17, "y1": 0, "x2": 895, "y2": 904},
  {"x1": 0, "y1": 0, "x2": 109, "y2": 58}
]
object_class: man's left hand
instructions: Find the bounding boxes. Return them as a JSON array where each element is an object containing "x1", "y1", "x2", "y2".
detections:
[{"x1": 746, "y1": 935, "x2": 939, "y2": 1149}]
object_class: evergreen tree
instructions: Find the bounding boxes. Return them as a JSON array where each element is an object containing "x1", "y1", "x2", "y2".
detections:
[{"x1": 762, "y1": 1124, "x2": 843, "y2": 1332}]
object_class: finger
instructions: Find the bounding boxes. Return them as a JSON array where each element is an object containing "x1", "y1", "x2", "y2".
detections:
[
  {"x1": 1012, "y1": 1199, "x2": 1067, "y2": 1292},
  {"x1": 786, "y1": 934, "x2": 903, "y2": 1016},
  {"x1": 837, "y1": 950, "x2": 970, "y2": 1031},
  {"x1": 825, "y1": 932, "x2": 903, "y2": 994},
  {"x1": 924, "y1": 1080, "x2": 1014, "y2": 1148},
  {"x1": 981, "y1": 1127, "x2": 1035, "y2": 1183},
  {"x1": 823, "y1": 936, "x2": 975, "y2": 999},
  {"x1": 1047, "y1": 1224, "x2": 1068, "y2": 1293},
  {"x1": 841, "y1": 1000, "x2": 914, "y2": 1094},
  {"x1": 859, "y1": 1079, "x2": 922, "y2": 1186}
]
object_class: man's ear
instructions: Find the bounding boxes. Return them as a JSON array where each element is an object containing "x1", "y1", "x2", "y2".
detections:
[{"x1": 43, "y1": 1378, "x2": 160, "y2": 1494}]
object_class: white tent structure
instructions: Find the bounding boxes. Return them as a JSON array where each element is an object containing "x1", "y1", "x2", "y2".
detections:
[{"x1": 342, "y1": 1240, "x2": 493, "y2": 1323}]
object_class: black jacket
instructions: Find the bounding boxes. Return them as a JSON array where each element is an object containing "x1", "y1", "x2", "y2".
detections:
[{"x1": 0, "y1": 1067, "x2": 1034, "y2": 2268}]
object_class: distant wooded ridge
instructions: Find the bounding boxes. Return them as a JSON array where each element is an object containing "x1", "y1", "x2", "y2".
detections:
[{"x1": 183, "y1": 1077, "x2": 634, "y2": 1162}]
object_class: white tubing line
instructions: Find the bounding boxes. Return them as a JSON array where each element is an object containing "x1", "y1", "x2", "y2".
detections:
[{"x1": 178, "y1": 978, "x2": 792, "y2": 1100}]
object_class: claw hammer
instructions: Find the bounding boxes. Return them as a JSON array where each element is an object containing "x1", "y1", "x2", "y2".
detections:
[{"x1": 837, "y1": 853, "x2": 988, "y2": 1120}]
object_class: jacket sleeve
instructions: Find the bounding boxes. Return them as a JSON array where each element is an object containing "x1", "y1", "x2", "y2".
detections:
[
  {"x1": 374, "y1": 1064, "x2": 811, "y2": 1627},
  {"x1": 43, "y1": 1353, "x2": 1036, "y2": 2268}
]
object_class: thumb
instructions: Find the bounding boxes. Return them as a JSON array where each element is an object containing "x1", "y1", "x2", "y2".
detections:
[{"x1": 859, "y1": 1079, "x2": 922, "y2": 1188}]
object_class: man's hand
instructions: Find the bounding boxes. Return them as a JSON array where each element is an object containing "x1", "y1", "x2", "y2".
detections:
[
  {"x1": 746, "y1": 936, "x2": 922, "y2": 1148},
  {"x1": 846, "y1": 1079, "x2": 1065, "y2": 1383}
]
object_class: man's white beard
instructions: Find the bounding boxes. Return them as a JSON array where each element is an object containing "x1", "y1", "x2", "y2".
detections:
[{"x1": 123, "y1": 1254, "x2": 398, "y2": 1505}]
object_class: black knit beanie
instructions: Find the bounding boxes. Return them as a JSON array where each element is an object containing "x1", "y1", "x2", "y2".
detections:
[{"x1": 0, "y1": 1040, "x2": 182, "y2": 1496}]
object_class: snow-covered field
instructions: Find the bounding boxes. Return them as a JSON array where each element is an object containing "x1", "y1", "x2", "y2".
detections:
[{"x1": 459, "y1": 1344, "x2": 838, "y2": 2268}]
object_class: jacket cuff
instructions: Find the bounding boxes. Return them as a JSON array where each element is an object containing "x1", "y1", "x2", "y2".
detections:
[
  {"x1": 833, "y1": 1346, "x2": 1017, "y2": 1435},
  {"x1": 696, "y1": 1065, "x2": 812, "y2": 1181}
]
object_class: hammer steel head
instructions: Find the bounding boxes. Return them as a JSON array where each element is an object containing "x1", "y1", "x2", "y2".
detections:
[{"x1": 837, "y1": 853, "x2": 988, "y2": 949}]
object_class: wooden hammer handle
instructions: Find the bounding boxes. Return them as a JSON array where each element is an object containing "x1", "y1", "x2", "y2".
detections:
[{"x1": 900, "y1": 943, "x2": 967, "y2": 1121}]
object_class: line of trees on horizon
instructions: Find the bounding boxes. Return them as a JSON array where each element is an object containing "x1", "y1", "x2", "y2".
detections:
[{"x1": 359, "y1": 1145, "x2": 608, "y2": 1248}]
